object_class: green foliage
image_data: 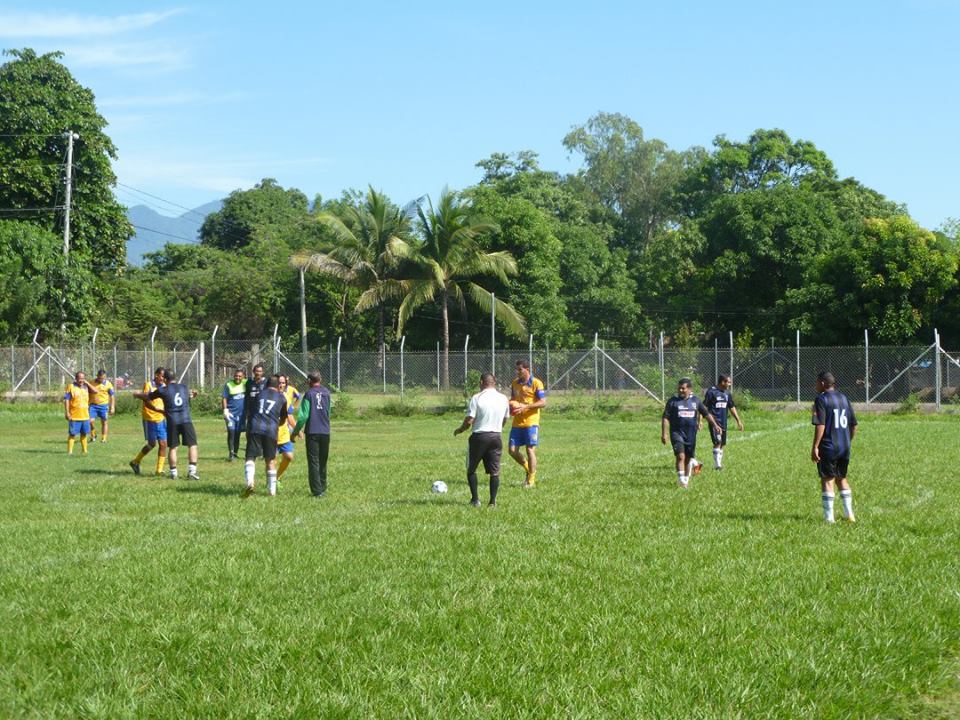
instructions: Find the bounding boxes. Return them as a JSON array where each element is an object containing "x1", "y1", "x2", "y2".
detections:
[
  {"x1": 463, "y1": 369, "x2": 482, "y2": 397},
  {"x1": 200, "y1": 178, "x2": 313, "y2": 251},
  {"x1": 893, "y1": 392, "x2": 921, "y2": 415},
  {"x1": 377, "y1": 395, "x2": 421, "y2": 417}
]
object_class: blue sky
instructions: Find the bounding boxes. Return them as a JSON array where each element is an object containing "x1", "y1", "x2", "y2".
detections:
[{"x1": 1, "y1": 1, "x2": 957, "y2": 230}]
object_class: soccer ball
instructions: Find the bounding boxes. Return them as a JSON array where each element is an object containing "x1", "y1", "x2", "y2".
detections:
[
  {"x1": 509, "y1": 400, "x2": 524, "y2": 416},
  {"x1": 431, "y1": 480, "x2": 448, "y2": 494}
]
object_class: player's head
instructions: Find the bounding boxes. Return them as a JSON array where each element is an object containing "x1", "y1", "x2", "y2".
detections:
[
  {"x1": 154, "y1": 367, "x2": 165, "y2": 381},
  {"x1": 278, "y1": 374, "x2": 287, "y2": 390},
  {"x1": 481, "y1": 372, "x2": 496, "y2": 388},
  {"x1": 74, "y1": 370, "x2": 85, "y2": 383},
  {"x1": 252, "y1": 364, "x2": 264, "y2": 380},
  {"x1": 266, "y1": 375, "x2": 280, "y2": 389},
  {"x1": 162, "y1": 368, "x2": 175, "y2": 383},
  {"x1": 233, "y1": 369, "x2": 244, "y2": 383},
  {"x1": 677, "y1": 378, "x2": 692, "y2": 398},
  {"x1": 717, "y1": 374, "x2": 731, "y2": 390},
  {"x1": 96, "y1": 369, "x2": 106, "y2": 381},
  {"x1": 515, "y1": 359, "x2": 531, "y2": 382},
  {"x1": 307, "y1": 371, "x2": 322, "y2": 386},
  {"x1": 816, "y1": 371, "x2": 836, "y2": 391}
]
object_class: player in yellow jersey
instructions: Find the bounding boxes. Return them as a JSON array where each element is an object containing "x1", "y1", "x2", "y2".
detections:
[
  {"x1": 64, "y1": 371, "x2": 95, "y2": 455},
  {"x1": 129, "y1": 367, "x2": 168, "y2": 476},
  {"x1": 509, "y1": 359, "x2": 547, "y2": 487},
  {"x1": 87, "y1": 369, "x2": 116, "y2": 442},
  {"x1": 276, "y1": 374, "x2": 301, "y2": 481}
]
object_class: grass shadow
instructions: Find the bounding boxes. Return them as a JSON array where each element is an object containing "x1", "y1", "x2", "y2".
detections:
[
  {"x1": 712, "y1": 511, "x2": 808, "y2": 523},
  {"x1": 175, "y1": 483, "x2": 244, "y2": 497},
  {"x1": 73, "y1": 468, "x2": 132, "y2": 477}
]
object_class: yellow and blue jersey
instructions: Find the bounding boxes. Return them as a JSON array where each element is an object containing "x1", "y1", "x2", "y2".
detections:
[
  {"x1": 511, "y1": 376, "x2": 546, "y2": 428},
  {"x1": 89, "y1": 379, "x2": 114, "y2": 405},
  {"x1": 64, "y1": 382, "x2": 90, "y2": 420},
  {"x1": 277, "y1": 386, "x2": 299, "y2": 444},
  {"x1": 141, "y1": 381, "x2": 165, "y2": 422}
]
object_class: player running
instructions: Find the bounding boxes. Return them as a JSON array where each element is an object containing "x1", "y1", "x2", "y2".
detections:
[
  {"x1": 241, "y1": 375, "x2": 288, "y2": 498},
  {"x1": 508, "y1": 359, "x2": 547, "y2": 488},
  {"x1": 661, "y1": 378, "x2": 722, "y2": 488},
  {"x1": 129, "y1": 368, "x2": 168, "y2": 476},
  {"x1": 64, "y1": 371, "x2": 94, "y2": 455},
  {"x1": 222, "y1": 369, "x2": 246, "y2": 461},
  {"x1": 703, "y1": 374, "x2": 744, "y2": 470},
  {"x1": 811, "y1": 371, "x2": 858, "y2": 523},
  {"x1": 87, "y1": 369, "x2": 115, "y2": 443}
]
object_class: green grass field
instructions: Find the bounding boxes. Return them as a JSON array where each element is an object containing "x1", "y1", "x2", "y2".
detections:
[{"x1": 1, "y1": 406, "x2": 959, "y2": 719}]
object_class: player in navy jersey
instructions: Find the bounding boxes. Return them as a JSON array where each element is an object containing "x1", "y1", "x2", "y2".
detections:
[
  {"x1": 241, "y1": 375, "x2": 288, "y2": 498},
  {"x1": 136, "y1": 369, "x2": 200, "y2": 481},
  {"x1": 811, "y1": 371, "x2": 858, "y2": 523},
  {"x1": 703, "y1": 374, "x2": 744, "y2": 470},
  {"x1": 661, "y1": 378, "x2": 722, "y2": 488}
]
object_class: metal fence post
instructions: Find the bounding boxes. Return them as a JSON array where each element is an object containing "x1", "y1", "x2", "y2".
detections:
[
  {"x1": 150, "y1": 326, "x2": 157, "y2": 374},
  {"x1": 796, "y1": 330, "x2": 801, "y2": 403},
  {"x1": 92, "y1": 327, "x2": 98, "y2": 372},
  {"x1": 464, "y1": 335, "x2": 470, "y2": 385},
  {"x1": 400, "y1": 335, "x2": 406, "y2": 398},
  {"x1": 436, "y1": 341, "x2": 440, "y2": 392},
  {"x1": 113, "y1": 344, "x2": 118, "y2": 384},
  {"x1": 328, "y1": 344, "x2": 333, "y2": 386},
  {"x1": 490, "y1": 292, "x2": 495, "y2": 375},
  {"x1": 143, "y1": 347, "x2": 148, "y2": 382},
  {"x1": 199, "y1": 342, "x2": 205, "y2": 389},
  {"x1": 336, "y1": 336, "x2": 341, "y2": 392},
  {"x1": 714, "y1": 338, "x2": 719, "y2": 387},
  {"x1": 528, "y1": 333, "x2": 533, "y2": 375},
  {"x1": 729, "y1": 330, "x2": 734, "y2": 379},
  {"x1": 935, "y1": 328, "x2": 941, "y2": 411},
  {"x1": 864, "y1": 329, "x2": 870, "y2": 405},
  {"x1": 545, "y1": 340, "x2": 550, "y2": 389},
  {"x1": 211, "y1": 325, "x2": 219, "y2": 387},
  {"x1": 601, "y1": 340, "x2": 606, "y2": 391},
  {"x1": 659, "y1": 331, "x2": 665, "y2": 401},
  {"x1": 594, "y1": 333, "x2": 599, "y2": 399}
]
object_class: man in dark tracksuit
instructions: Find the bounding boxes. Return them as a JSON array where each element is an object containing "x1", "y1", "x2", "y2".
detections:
[{"x1": 293, "y1": 371, "x2": 332, "y2": 498}]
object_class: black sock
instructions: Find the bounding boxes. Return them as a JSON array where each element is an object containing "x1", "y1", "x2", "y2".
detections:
[
  {"x1": 467, "y1": 472, "x2": 479, "y2": 502},
  {"x1": 227, "y1": 431, "x2": 235, "y2": 456},
  {"x1": 489, "y1": 475, "x2": 500, "y2": 504}
]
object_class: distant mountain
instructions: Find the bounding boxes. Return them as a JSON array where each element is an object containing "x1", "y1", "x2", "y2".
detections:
[{"x1": 125, "y1": 199, "x2": 223, "y2": 265}]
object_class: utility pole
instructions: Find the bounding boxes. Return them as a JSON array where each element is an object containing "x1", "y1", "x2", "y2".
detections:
[
  {"x1": 299, "y1": 267, "x2": 308, "y2": 370},
  {"x1": 62, "y1": 132, "x2": 78, "y2": 257}
]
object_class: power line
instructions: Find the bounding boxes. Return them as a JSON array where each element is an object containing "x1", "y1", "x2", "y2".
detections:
[{"x1": 130, "y1": 223, "x2": 201, "y2": 244}]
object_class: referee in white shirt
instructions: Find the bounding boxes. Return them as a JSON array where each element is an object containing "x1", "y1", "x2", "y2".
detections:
[{"x1": 454, "y1": 372, "x2": 511, "y2": 507}]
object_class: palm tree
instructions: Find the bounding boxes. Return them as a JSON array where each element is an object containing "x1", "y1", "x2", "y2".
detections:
[
  {"x1": 398, "y1": 189, "x2": 526, "y2": 389},
  {"x1": 293, "y1": 187, "x2": 412, "y2": 363}
]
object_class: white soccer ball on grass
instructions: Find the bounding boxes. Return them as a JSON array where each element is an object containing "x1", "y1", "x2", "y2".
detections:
[{"x1": 431, "y1": 480, "x2": 448, "y2": 494}]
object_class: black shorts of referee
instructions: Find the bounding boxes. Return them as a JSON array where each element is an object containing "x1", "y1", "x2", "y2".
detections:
[{"x1": 467, "y1": 431, "x2": 502, "y2": 476}]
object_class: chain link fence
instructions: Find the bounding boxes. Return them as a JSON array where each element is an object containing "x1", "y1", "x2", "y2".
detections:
[{"x1": 3, "y1": 333, "x2": 958, "y2": 409}]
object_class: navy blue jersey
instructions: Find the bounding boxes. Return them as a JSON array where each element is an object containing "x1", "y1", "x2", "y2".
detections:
[
  {"x1": 244, "y1": 377, "x2": 268, "y2": 429},
  {"x1": 248, "y1": 387, "x2": 287, "y2": 437},
  {"x1": 299, "y1": 385, "x2": 332, "y2": 435},
  {"x1": 812, "y1": 390, "x2": 857, "y2": 460},
  {"x1": 663, "y1": 395, "x2": 710, "y2": 440},
  {"x1": 149, "y1": 382, "x2": 192, "y2": 424},
  {"x1": 703, "y1": 387, "x2": 736, "y2": 427}
]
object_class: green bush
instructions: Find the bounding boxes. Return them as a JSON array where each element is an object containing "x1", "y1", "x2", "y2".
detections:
[
  {"x1": 332, "y1": 393, "x2": 357, "y2": 419},
  {"x1": 378, "y1": 396, "x2": 421, "y2": 417},
  {"x1": 893, "y1": 393, "x2": 920, "y2": 415}
]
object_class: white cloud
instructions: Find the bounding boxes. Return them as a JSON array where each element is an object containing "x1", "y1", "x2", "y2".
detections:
[
  {"x1": 0, "y1": 10, "x2": 181, "y2": 38},
  {"x1": 100, "y1": 91, "x2": 248, "y2": 109},
  {"x1": 62, "y1": 42, "x2": 189, "y2": 72}
]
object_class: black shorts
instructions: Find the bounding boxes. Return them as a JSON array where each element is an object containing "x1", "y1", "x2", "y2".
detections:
[
  {"x1": 710, "y1": 425, "x2": 726, "y2": 447},
  {"x1": 467, "y1": 432, "x2": 502, "y2": 476},
  {"x1": 166, "y1": 420, "x2": 197, "y2": 449},
  {"x1": 817, "y1": 456, "x2": 850, "y2": 479},
  {"x1": 670, "y1": 432, "x2": 695, "y2": 459},
  {"x1": 246, "y1": 432, "x2": 278, "y2": 461}
]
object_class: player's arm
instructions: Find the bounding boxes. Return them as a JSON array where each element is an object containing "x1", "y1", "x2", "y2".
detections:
[
  {"x1": 453, "y1": 415, "x2": 474, "y2": 436},
  {"x1": 63, "y1": 392, "x2": 71, "y2": 420},
  {"x1": 109, "y1": 386, "x2": 116, "y2": 415},
  {"x1": 811, "y1": 423, "x2": 825, "y2": 462},
  {"x1": 730, "y1": 406, "x2": 744, "y2": 431},
  {"x1": 293, "y1": 399, "x2": 311, "y2": 438},
  {"x1": 525, "y1": 383, "x2": 547, "y2": 410},
  {"x1": 698, "y1": 401, "x2": 721, "y2": 432},
  {"x1": 661, "y1": 416, "x2": 670, "y2": 445}
]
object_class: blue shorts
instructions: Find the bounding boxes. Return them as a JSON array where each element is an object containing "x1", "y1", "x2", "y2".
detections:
[
  {"x1": 68, "y1": 420, "x2": 91, "y2": 436},
  {"x1": 90, "y1": 404, "x2": 109, "y2": 420},
  {"x1": 278, "y1": 441, "x2": 295, "y2": 454},
  {"x1": 509, "y1": 426, "x2": 539, "y2": 448},
  {"x1": 143, "y1": 420, "x2": 168, "y2": 443}
]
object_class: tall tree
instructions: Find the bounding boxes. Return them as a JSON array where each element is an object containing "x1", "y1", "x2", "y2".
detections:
[
  {"x1": 398, "y1": 189, "x2": 525, "y2": 388},
  {"x1": 200, "y1": 178, "x2": 312, "y2": 251},
  {"x1": 297, "y1": 188, "x2": 412, "y2": 359}
]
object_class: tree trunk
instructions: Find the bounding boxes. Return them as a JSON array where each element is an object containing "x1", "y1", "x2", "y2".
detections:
[
  {"x1": 377, "y1": 303, "x2": 385, "y2": 374},
  {"x1": 441, "y1": 286, "x2": 450, "y2": 390}
]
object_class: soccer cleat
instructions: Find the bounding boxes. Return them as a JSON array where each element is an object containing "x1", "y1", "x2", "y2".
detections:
[
  {"x1": 487, "y1": 501, "x2": 497, "y2": 509},
  {"x1": 843, "y1": 514, "x2": 856, "y2": 523},
  {"x1": 129, "y1": 461, "x2": 141, "y2": 475},
  {"x1": 714, "y1": 466, "x2": 722, "y2": 471},
  {"x1": 677, "y1": 478, "x2": 689, "y2": 489},
  {"x1": 188, "y1": 472, "x2": 200, "y2": 481},
  {"x1": 692, "y1": 461, "x2": 703, "y2": 476},
  {"x1": 470, "y1": 499, "x2": 481, "y2": 507},
  {"x1": 241, "y1": 484, "x2": 255, "y2": 499}
]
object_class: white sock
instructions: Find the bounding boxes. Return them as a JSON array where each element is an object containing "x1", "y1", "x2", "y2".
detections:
[
  {"x1": 267, "y1": 470, "x2": 278, "y2": 496},
  {"x1": 244, "y1": 460, "x2": 255, "y2": 486},
  {"x1": 713, "y1": 448, "x2": 722, "y2": 468},
  {"x1": 840, "y1": 489, "x2": 853, "y2": 518},
  {"x1": 718, "y1": 449, "x2": 724, "y2": 467},
  {"x1": 677, "y1": 471, "x2": 687, "y2": 486},
  {"x1": 169, "y1": 467, "x2": 178, "y2": 479},
  {"x1": 686, "y1": 458, "x2": 699, "y2": 476},
  {"x1": 822, "y1": 492, "x2": 835, "y2": 523},
  {"x1": 188, "y1": 463, "x2": 197, "y2": 476}
]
